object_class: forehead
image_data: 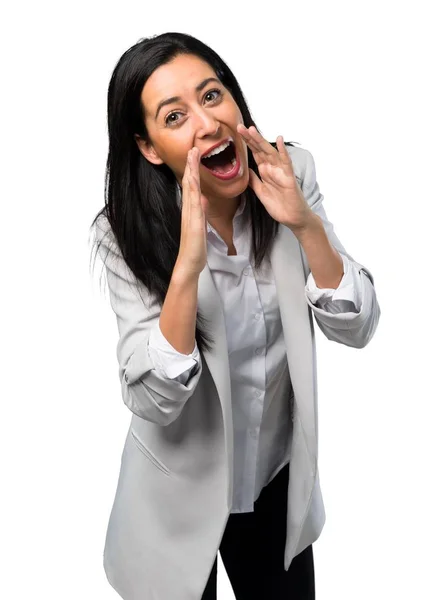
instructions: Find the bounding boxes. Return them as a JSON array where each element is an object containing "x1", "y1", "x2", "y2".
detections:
[{"x1": 141, "y1": 54, "x2": 217, "y2": 116}]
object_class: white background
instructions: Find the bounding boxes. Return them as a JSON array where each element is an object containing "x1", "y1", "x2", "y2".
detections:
[{"x1": 1, "y1": 1, "x2": 428, "y2": 598}]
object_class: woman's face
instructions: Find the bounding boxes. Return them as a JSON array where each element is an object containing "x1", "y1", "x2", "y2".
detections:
[{"x1": 136, "y1": 53, "x2": 249, "y2": 201}]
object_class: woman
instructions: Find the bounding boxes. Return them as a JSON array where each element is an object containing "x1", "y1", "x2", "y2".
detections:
[{"x1": 91, "y1": 32, "x2": 380, "y2": 600}]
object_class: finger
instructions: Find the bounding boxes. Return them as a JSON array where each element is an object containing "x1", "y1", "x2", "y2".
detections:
[
  {"x1": 188, "y1": 172, "x2": 199, "y2": 196},
  {"x1": 184, "y1": 149, "x2": 197, "y2": 187},
  {"x1": 188, "y1": 152, "x2": 204, "y2": 211},
  {"x1": 185, "y1": 147, "x2": 196, "y2": 169},
  {"x1": 200, "y1": 193, "x2": 209, "y2": 217},
  {"x1": 187, "y1": 148, "x2": 195, "y2": 173},
  {"x1": 189, "y1": 148, "x2": 202, "y2": 183},
  {"x1": 182, "y1": 158, "x2": 197, "y2": 200},
  {"x1": 237, "y1": 124, "x2": 278, "y2": 164},
  {"x1": 237, "y1": 129, "x2": 276, "y2": 170},
  {"x1": 237, "y1": 124, "x2": 263, "y2": 155},
  {"x1": 182, "y1": 151, "x2": 192, "y2": 185},
  {"x1": 276, "y1": 135, "x2": 295, "y2": 177}
]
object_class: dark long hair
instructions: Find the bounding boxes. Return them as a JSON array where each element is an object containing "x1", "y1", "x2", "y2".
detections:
[{"x1": 90, "y1": 32, "x2": 299, "y2": 353}]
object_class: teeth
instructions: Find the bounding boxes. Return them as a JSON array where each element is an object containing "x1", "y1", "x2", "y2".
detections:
[{"x1": 202, "y1": 139, "x2": 232, "y2": 159}]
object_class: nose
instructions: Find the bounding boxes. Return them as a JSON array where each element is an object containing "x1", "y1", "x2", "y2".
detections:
[{"x1": 193, "y1": 106, "x2": 220, "y2": 138}]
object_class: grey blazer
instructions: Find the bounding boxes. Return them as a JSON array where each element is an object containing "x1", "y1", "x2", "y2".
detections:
[{"x1": 95, "y1": 144, "x2": 380, "y2": 600}]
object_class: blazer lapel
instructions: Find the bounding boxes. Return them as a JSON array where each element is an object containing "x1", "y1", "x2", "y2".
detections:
[
  {"x1": 270, "y1": 225, "x2": 317, "y2": 466},
  {"x1": 197, "y1": 266, "x2": 234, "y2": 508}
]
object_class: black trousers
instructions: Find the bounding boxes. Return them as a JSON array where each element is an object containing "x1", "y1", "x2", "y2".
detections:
[{"x1": 201, "y1": 462, "x2": 315, "y2": 599}]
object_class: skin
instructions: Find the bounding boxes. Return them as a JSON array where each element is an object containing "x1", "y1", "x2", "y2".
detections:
[
  {"x1": 134, "y1": 53, "x2": 250, "y2": 230},
  {"x1": 134, "y1": 54, "x2": 345, "y2": 288}
]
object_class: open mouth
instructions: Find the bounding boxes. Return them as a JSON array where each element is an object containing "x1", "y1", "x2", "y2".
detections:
[{"x1": 200, "y1": 140, "x2": 238, "y2": 176}]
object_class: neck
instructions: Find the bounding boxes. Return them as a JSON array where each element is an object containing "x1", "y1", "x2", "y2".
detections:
[{"x1": 206, "y1": 194, "x2": 242, "y2": 228}]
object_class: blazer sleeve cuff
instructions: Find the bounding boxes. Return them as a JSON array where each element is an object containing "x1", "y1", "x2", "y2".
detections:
[
  {"x1": 305, "y1": 253, "x2": 363, "y2": 313},
  {"x1": 147, "y1": 321, "x2": 200, "y2": 379}
]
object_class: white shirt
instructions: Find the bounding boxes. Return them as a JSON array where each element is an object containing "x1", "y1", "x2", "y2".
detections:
[{"x1": 147, "y1": 194, "x2": 362, "y2": 513}]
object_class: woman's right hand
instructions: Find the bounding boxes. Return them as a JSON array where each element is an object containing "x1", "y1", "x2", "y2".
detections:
[{"x1": 175, "y1": 147, "x2": 209, "y2": 278}]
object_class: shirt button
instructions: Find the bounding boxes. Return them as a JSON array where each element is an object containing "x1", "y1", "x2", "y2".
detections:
[
  {"x1": 255, "y1": 347, "x2": 263, "y2": 355},
  {"x1": 254, "y1": 313, "x2": 261, "y2": 320},
  {"x1": 243, "y1": 267, "x2": 250, "y2": 276}
]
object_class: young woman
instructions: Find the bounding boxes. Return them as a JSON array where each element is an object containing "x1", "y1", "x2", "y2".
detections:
[{"x1": 91, "y1": 31, "x2": 380, "y2": 600}]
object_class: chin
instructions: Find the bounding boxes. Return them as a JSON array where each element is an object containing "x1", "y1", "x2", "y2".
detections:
[
  {"x1": 238, "y1": 166, "x2": 250, "y2": 194},
  {"x1": 238, "y1": 175, "x2": 250, "y2": 196},
  {"x1": 219, "y1": 173, "x2": 249, "y2": 199}
]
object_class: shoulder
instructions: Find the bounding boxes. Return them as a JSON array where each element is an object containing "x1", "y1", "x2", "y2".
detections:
[
  {"x1": 93, "y1": 213, "x2": 112, "y2": 244},
  {"x1": 92, "y1": 213, "x2": 121, "y2": 257},
  {"x1": 91, "y1": 213, "x2": 133, "y2": 282}
]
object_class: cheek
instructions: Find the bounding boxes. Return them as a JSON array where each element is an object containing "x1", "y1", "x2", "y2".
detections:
[
  {"x1": 158, "y1": 144, "x2": 187, "y2": 173},
  {"x1": 171, "y1": 155, "x2": 190, "y2": 182}
]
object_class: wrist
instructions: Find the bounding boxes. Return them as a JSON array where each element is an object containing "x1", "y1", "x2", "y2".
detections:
[
  {"x1": 172, "y1": 263, "x2": 200, "y2": 286},
  {"x1": 291, "y1": 213, "x2": 322, "y2": 240}
]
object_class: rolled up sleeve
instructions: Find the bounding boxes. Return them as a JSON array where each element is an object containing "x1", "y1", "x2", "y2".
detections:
[
  {"x1": 148, "y1": 321, "x2": 200, "y2": 382},
  {"x1": 305, "y1": 253, "x2": 363, "y2": 314},
  {"x1": 299, "y1": 148, "x2": 381, "y2": 348},
  {"x1": 94, "y1": 215, "x2": 203, "y2": 425}
]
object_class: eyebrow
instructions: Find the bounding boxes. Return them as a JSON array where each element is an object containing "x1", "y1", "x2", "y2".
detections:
[{"x1": 154, "y1": 77, "x2": 222, "y2": 121}]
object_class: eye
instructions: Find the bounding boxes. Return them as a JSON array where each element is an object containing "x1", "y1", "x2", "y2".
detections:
[
  {"x1": 204, "y1": 88, "x2": 222, "y2": 103},
  {"x1": 165, "y1": 88, "x2": 223, "y2": 127}
]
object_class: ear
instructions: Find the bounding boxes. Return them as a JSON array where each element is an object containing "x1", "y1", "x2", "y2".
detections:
[{"x1": 134, "y1": 134, "x2": 164, "y2": 165}]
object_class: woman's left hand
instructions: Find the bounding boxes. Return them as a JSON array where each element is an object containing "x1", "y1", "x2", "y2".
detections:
[{"x1": 237, "y1": 124, "x2": 315, "y2": 231}]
